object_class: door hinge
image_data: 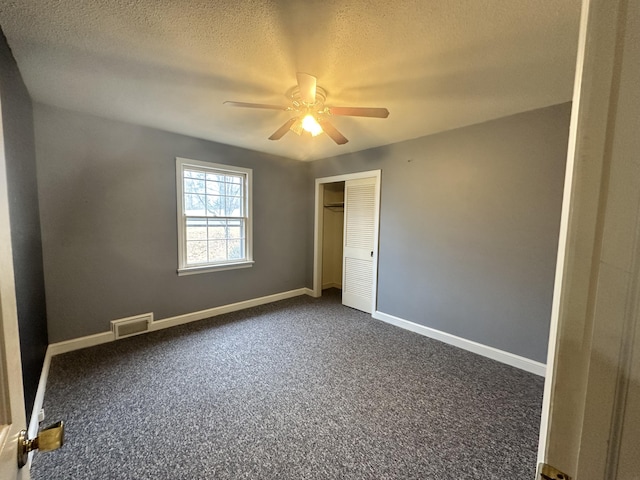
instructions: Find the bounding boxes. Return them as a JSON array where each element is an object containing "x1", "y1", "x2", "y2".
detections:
[{"x1": 537, "y1": 463, "x2": 571, "y2": 480}]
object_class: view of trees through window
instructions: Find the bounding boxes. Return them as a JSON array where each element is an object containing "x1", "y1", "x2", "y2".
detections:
[{"x1": 182, "y1": 168, "x2": 246, "y2": 265}]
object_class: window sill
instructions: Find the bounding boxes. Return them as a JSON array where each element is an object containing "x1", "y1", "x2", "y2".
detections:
[{"x1": 177, "y1": 261, "x2": 254, "y2": 276}]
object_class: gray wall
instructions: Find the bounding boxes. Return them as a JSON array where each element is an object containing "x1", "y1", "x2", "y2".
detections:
[
  {"x1": 35, "y1": 101, "x2": 568, "y2": 362},
  {"x1": 0, "y1": 30, "x2": 48, "y2": 417},
  {"x1": 310, "y1": 103, "x2": 571, "y2": 363},
  {"x1": 34, "y1": 104, "x2": 310, "y2": 343}
]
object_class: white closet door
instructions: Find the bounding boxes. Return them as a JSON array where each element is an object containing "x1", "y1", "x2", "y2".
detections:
[{"x1": 342, "y1": 177, "x2": 377, "y2": 313}]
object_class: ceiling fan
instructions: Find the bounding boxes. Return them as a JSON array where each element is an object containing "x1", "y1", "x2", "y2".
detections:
[{"x1": 224, "y1": 73, "x2": 389, "y2": 145}]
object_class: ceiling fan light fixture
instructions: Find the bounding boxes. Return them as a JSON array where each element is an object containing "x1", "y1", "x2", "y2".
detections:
[
  {"x1": 289, "y1": 117, "x2": 303, "y2": 135},
  {"x1": 302, "y1": 114, "x2": 323, "y2": 136},
  {"x1": 224, "y1": 73, "x2": 388, "y2": 145}
]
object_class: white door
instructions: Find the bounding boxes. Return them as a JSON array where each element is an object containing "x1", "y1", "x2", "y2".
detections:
[
  {"x1": 537, "y1": 0, "x2": 640, "y2": 478},
  {"x1": 342, "y1": 177, "x2": 379, "y2": 313},
  {"x1": 0, "y1": 95, "x2": 29, "y2": 478}
]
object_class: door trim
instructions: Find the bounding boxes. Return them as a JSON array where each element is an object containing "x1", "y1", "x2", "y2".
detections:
[
  {"x1": 313, "y1": 170, "x2": 381, "y2": 313},
  {"x1": 537, "y1": 0, "x2": 640, "y2": 476},
  {"x1": 0, "y1": 81, "x2": 29, "y2": 477}
]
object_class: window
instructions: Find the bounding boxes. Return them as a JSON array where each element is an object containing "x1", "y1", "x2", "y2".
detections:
[{"x1": 176, "y1": 158, "x2": 253, "y2": 275}]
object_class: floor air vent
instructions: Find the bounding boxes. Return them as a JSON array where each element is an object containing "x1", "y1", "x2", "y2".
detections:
[{"x1": 111, "y1": 313, "x2": 153, "y2": 339}]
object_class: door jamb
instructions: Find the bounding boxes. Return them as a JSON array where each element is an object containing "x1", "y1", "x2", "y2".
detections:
[
  {"x1": 537, "y1": 0, "x2": 639, "y2": 476},
  {"x1": 313, "y1": 170, "x2": 382, "y2": 313}
]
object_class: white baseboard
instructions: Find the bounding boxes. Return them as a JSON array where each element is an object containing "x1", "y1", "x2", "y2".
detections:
[
  {"x1": 48, "y1": 288, "x2": 312, "y2": 357},
  {"x1": 322, "y1": 282, "x2": 342, "y2": 290},
  {"x1": 48, "y1": 331, "x2": 114, "y2": 356},
  {"x1": 26, "y1": 345, "x2": 54, "y2": 469},
  {"x1": 150, "y1": 288, "x2": 310, "y2": 331},
  {"x1": 372, "y1": 310, "x2": 547, "y2": 377},
  {"x1": 28, "y1": 346, "x2": 51, "y2": 437}
]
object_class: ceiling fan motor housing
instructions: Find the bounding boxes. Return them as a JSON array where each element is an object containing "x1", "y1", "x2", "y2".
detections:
[{"x1": 287, "y1": 85, "x2": 327, "y2": 111}]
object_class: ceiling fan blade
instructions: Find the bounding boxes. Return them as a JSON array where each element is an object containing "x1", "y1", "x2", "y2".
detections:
[
  {"x1": 328, "y1": 106, "x2": 390, "y2": 118},
  {"x1": 224, "y1": 101, "x2": 289, "y2": 110},
  {"x1": 296, "y1": 73, "x2": 317, "y2": 104},
  {"x1": 318, "y1": 120, "x2": 348, "y2": 145},
  {"x1": 268, "y1": 118, "x2": 298, "y2": 141}
]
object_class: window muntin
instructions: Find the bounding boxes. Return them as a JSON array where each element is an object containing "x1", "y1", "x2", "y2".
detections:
[{"x1": 177, "y1": 158, "x2": 252, "y2": 274}]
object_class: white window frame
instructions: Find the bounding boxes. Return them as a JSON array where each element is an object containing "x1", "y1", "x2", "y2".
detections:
[{"x1": 176, "y1": 157, "x2": 253, "y2": 275}]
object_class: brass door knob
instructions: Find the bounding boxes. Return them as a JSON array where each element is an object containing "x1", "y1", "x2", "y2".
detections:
[{"x1": 17, "y1": 421, "x2": 65, "y2": 468}]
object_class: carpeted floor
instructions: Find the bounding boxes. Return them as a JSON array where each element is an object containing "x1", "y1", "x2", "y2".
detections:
[{"x1": 32, "y1": 290, "x2": 544, "y2": 479}]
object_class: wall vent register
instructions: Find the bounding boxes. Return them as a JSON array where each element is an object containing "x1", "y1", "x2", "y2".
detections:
[{"x1": 111, "y1": 313, "x2": 153, "y2": 339}]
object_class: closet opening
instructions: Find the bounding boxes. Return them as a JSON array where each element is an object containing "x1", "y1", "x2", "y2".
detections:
[
  {"x1": 321, "y1": 182, "x2": 345, "y2": 293},
  {"x1": 313, "y1": 170, "x2": 381, "y2": 314}
]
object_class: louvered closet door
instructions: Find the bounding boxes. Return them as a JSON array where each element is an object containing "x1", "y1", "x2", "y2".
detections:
[{"x1": 342, "y1": 177, "x2": 377, "y2": 313}]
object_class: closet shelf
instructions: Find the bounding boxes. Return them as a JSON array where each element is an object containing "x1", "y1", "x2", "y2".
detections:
[{"x1": 324, "y1": 201, "x2": 344, "y2": 211}]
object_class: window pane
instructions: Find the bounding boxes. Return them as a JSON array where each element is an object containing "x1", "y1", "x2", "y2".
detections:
[
  {"x1": 186, "y1": 241, "x2": 207, "y2": 264},
  {"x1": 228, "y1": 239, "x2": 243, "y2": 260},
  {"x1": 186, "y1": 224, "x2": 207, "y2": 241},
  {"x1": 225, "y1": 196, "x2": 242, "y2": 216},
  {"x1": 207, "y1": 223, "x2": 226, "y2": 240},
  {"x1": 184, "y1": 194, "x2": 206, "y2": 216},
  {"x1": 206, "y1": 179, "x2": 223, "y2": 195},
  {"x1": 184, "y1": 178, "x2": 205, "y2": 194},
  {"x1": 207, "y1": 173, "x2": 226, "y2": 183},
  {"x1": 226, "y1": 183, "x2": 241, "y2": 197},
  {"x1": 208, "y1": 240, "x2": 227, "y2": 262},
  {"x1": 185, "y1": 170, "x2": 205, "y2": 180},
  {"x1": 227, "y1": 227, "x2": 242, "y2": 239},
  {"x1": 227, "y1": 220, "x2": 243, "y2": 239},
  {"x1": 206, "y1": 196, "x2": 224, "y2": 216}
]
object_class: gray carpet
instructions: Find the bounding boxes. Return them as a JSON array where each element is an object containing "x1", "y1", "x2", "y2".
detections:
[{"x1": 32, "y1": 290, "x2": 544, "y2": 479}]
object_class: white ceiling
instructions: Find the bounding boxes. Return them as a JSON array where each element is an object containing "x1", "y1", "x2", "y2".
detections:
[{"x1": 0, "y1": 0, "x2": 581, "y2": 161}]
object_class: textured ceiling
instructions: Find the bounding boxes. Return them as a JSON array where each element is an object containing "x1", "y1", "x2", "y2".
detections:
[{"x1": 0, "y1": 0, "x2": 581, "y2": 161}]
